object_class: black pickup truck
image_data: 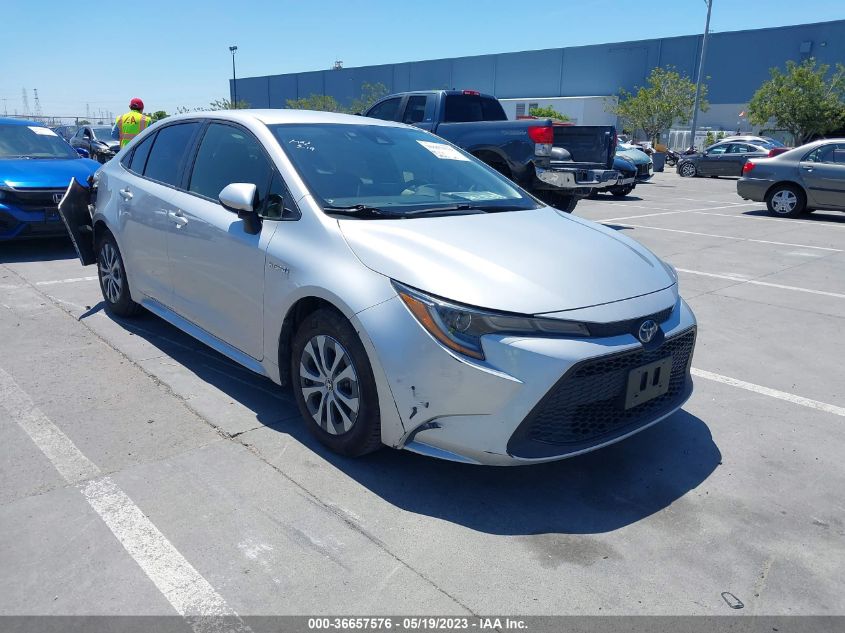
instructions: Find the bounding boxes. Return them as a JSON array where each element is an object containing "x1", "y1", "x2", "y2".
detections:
[{"x1": 364, "y1": 90, "x2": 618, "y2": 212}]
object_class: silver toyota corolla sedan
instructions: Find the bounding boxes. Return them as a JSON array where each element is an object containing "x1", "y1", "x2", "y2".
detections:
[{"x1": 60, "y1": 110, "x2": 697, "y2": 466}]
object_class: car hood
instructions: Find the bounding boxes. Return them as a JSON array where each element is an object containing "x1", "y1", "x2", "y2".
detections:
[
  {"x1": 616, "y1": 148, "x2": 651, "y2": 165},
  {"x1": 339, "y1": 207, "x2": 675, "y2": 314},
  {"x1": 0, "y1": 158, "x2": 100, "y2": 189}
]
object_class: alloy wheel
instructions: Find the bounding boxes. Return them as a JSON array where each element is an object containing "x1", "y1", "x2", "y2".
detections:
[
  {"x1": 771, "y1": 189, "x2": 798, "y2": 214},
  {"x1": 680, "y1": 163, "x2": 696, "y2": 177},
  {"x1": 99, "y1": 242, "x2": 123, "y2": 304},
  {"x1": 299, "y1": 335, "x2": 360, "y2": 435}
]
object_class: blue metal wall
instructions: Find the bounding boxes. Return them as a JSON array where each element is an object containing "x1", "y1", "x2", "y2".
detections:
[{"x1": 232, "y1": 20, "x2": 845, "y2": 109}]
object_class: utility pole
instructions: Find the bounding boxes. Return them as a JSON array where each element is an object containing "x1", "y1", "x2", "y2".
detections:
[
  {"x1": 229, "y1": 45, "x2": 238, "y2": 108},
  {"x1": 688, "y1": 0, "x2": 712, "y2": 151},
  {"x1": 22, "y1": 88, "x2": 30, "y2": 117},
  {"x1": 33, "y1": 89, "x2": 43, "y2": 120},
  {"x1": 1, "y1": 98, "x2": 7, "y2": 116}
]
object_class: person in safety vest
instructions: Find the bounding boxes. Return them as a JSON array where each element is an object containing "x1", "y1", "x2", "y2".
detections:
[{"x1": 112, "y1": 98, "x2": 152, "y2": 148}]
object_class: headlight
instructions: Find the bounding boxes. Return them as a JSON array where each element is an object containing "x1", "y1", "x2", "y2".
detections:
[{"x1": 393, "y1": 281, "x2": 590, "y2": 361}]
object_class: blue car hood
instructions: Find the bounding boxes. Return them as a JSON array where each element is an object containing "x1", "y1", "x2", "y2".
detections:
[{"x1": 0, "y1": 158, "x2": 100, "y2": 189}]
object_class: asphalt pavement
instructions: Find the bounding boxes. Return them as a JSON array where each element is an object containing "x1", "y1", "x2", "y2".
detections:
[{"x1": 1, "y1": 171, "x2": 843, "y2": 624}]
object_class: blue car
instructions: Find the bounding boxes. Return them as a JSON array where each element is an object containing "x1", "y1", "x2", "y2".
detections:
[{"x1": 0, "y1": 118, "x2": 100, "y2": 241}]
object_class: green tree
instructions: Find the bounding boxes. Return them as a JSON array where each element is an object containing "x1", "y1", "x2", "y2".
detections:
[
  {"x1": 528, "y1": 105, "x2": 570, "y2": 122},
  {"x1": 609, "y1": 65, "x2": 708, "y2": 144},
  {"x1": 748, "y1": 58, "x2": 845, "y2": 144},
  {"x1": 349, "y1": 82, "x2": 389, "y2": 114},
  {"x1": 704, "y1": 131, "x2": 715, "y2": 147},
  {"x1": 285, "y1": 94, "x2": 345, "y2": 112},
  {"x1": 148, "y1": 111, "x2": 168, "y2": 121},
  {"x1": 208, "y1": 98, "x2": 250, "y2": 110}
]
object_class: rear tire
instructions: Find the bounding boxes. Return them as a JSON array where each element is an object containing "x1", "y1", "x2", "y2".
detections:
[
  {"x1": 96, "y1": 233, "x2": 142, "y2": 317},
  {"x1": 291, "y1": 309, "x2": 382, "y2": 457},
  {"x1": 536, "y1": 191, "x2": 578, "y2": 213},
  {"x1": 766, "y1": 184, "x2": 805, "y2": 218},
  {"x1": 610, "y1": 185, "x2": 634, "y2": 198}
]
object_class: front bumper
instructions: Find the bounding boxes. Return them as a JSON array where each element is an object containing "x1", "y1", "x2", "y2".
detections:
[
  {"x1": 356, "y1": 291, "x2": 697, "y2": 465},
  {"x1": 634, "y1": 162, "x2": 654, "y2": 181},
  {"x1": 534, "y1": 166, "x2": 619, "y2": 191},
  {"x1": 0, "y1": 203, "x2": 66, "y2": 241}
]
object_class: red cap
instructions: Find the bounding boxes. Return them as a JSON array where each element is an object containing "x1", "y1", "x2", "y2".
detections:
[{"x1": 129, "y1": 98, "x2": 144, "y2": 111}]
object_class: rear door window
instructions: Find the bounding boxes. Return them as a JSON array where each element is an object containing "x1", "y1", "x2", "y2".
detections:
[
  {"x1": 443, "y1": 95, "x2": 507, "y2": 122},
  {"x1": 143, "y1": 122, "x2": 201, "y2": 187},
  {"x1": 367, "y1": 98, "x2": 402, "y2": 121},
  {"x1": 126, "y1": 132, "x2": 156, "y2": 174},
  {"x1": 402, "y1": 96, "x2": 429, "y2": 124}
]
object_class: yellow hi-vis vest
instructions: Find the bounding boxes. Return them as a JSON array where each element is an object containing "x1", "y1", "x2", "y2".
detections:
[{"x1": 116, "y1": 110, "x2": 152, "y2": 147}]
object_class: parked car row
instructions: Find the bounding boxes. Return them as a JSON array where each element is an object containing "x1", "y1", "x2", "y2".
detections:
[{"x1": 0, "y1": 117, "x2": 100, "y2": 240}]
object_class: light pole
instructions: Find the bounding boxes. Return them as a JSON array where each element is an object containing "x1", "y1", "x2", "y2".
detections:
[
  {"x1": 229, "y1": 45, "x2": 238, "y2": 108},
  {"x1": 689, "y1": 0, "x2": 712, "y2": 150}
]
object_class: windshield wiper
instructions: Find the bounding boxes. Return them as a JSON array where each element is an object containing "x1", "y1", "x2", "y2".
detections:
[
  {"x1": 403, "y1": 204, "x2": 529, "y2": 216},
  {"x1": 322, "y1": 204, "x2": 387, "y2": 218}
]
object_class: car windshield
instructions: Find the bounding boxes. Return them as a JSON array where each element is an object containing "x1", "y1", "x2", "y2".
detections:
[
  {"x1": 270, "y1": 123, "x2": 538, "y2": 216},
  {"x1": 91, "y1": 126, "x2": 113, "y2": 140},
  {"x1": 0, "y1": 124, "x2": 79, "y2": 159}
]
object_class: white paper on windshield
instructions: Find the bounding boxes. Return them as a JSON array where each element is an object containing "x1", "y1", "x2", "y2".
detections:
[
  {"x1": 417, "y1": 140, "x2": 470, "y2": 161},
  {"x1": 29, "y1": 126, "x2": 58, "y2": 136},
  {"x1": 446, "y1": 191, "x2": 507, "y2": 201}
]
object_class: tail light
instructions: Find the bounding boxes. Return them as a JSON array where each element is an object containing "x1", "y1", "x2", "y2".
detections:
[
  {"x1": 742, "y1": 161, "x2": 755, "y2": 174},
  {"x1": 528, "y1": 125, "x2": 554, "y2": 157},
  {"x1": 527, "y1": 126, "x2": 554, "y2": 144}
]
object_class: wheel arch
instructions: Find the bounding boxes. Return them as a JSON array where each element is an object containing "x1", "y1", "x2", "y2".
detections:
[
  {"x1": 764, "y1": 180, "x2": 806, "y2": 202},
  {"x1": 275, "y1": 291, "x2": 406, "y2": 447}
]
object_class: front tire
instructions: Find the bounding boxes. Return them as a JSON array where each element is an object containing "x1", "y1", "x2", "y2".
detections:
[
  {"x1": 97, "y1": 233, "x2": 142, "y2": 317},
  {"x1": 766, "y1": 184, "x2": 805, "y2": 218},
  {"x1": 679, "y1": 162, "x2": 697, "y2": 178},
  {"x1": 291, "y1": 309, "x2": 382, "y2": 457},
  {"x1": 610, "y1": 184, "x2": 634, "y2": 198}
]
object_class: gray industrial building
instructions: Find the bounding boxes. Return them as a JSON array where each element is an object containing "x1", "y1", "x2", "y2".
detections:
[{"x1": 233, "y1": 19, "x2": 845, "y2": 136}]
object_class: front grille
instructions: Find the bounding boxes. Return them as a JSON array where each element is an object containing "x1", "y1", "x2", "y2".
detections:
[
  {"x1": 636, "y1": 163, "x2": 650, "y2": 176},
  {"x1": 5, "y1": 188, "x2": 64, "y2": 211},
  {"x1": 585, "y1": 306, "x2": 673, "y2": 338},
  {"x1": 508, "y1": 328, "x2": 696, "y2": 458}
]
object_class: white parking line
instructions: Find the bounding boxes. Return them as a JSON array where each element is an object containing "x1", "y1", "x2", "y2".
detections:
[
  {"x1": 599, "y1": 210, "x2": 689, "y2": 222},
  {"x1": 598, "y1": 203, "x2": 757, "y2": 223},
  {"x1": 692, "y1": 368, "x2": 845, "y2": 418},
  {"x1": 35, "y1": 275, "x2": 98, "y2": 286},
  {"x1": 0, "y1": 366, "x2": 250, "y2": 632},
  {"x1": 677, "y1": 269, "x2": 845, "y2": 299},
  {"x1": 609, "y1": 223, "x2": 843, "y2": 252},
  {"x1": 679, "y1": 198, "x2": 750, "y2": 206},
  {"x1": 694, "y1": 211, "x2": 845, "y2": 228}
]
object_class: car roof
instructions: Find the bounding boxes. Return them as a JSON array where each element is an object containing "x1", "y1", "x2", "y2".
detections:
[
  {"x1": 0, "y1": 117, "x2": 45, "y2": 127},
  {"x1": 157, "y1": 109, "x2": 409, "y2": 128},
  {"x1": 773, "y1": 138, "x2": 845, "y2": 159}
]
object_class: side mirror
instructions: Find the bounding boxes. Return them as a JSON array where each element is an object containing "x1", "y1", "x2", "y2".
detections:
[
  {"x1": 76, "y1": 147, "x2": 90, "y2": 158},
  {"x1": 219, "y1": 183, "x2": 261, "y2": 234}
]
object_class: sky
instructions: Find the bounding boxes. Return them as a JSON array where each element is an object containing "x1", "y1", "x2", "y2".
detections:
[{"x1": 1, "y1": 0, "x2": 843, "y2": 119}]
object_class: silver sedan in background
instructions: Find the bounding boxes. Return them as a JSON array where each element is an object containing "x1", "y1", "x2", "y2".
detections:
[
  {"x1": 60, "y1": 110, "x2": 696, "y2": 465},
  {"x1": 737, "y1": 139, "x2": 845, "y2": 217}
]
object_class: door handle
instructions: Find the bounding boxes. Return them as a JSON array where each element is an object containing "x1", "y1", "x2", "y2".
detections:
[
  {"x1": 168, "y1": 210, "x2": 188, "y2": 227},
  {"x1": 802, "y1": 166, "x2": 814, "y2": 172},
  {"x1": 119, "y1": 188, "x2": 133, "y2": 200}
]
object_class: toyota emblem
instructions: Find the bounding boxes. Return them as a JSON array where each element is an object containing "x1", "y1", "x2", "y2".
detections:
[{"x1": 638, "y1": 320, "x2": 659, "y2": 344}]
